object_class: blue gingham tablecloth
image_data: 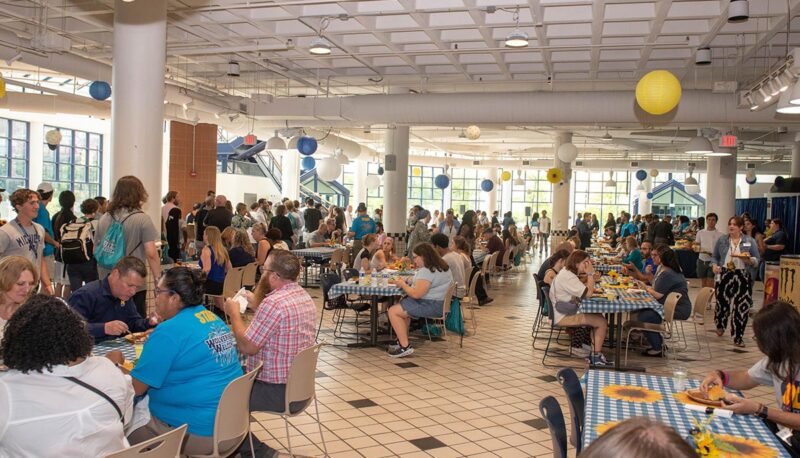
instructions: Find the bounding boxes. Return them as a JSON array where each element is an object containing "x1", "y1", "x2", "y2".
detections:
[
  {"x1": 583, "y1": 369, "x2": 790, "y2": 456},
  {"x1": 579, "y1": 288, "x2": 664, "y2": 318},
  {"x1": 595, "y1": 263, "x2": 623, "y2": 274},
  {"x1": 329, "y1": 282, "x2": 404, "y2": 298},
  {"x1": 93, "y1": 338, "x2": 138, "y2": 361},
  {"x1": 291, "y1": 247, "x2": 338, "y2": 260}
]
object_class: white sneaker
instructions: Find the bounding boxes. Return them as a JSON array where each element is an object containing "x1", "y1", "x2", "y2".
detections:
[{"x1": 571, "y1": 346, "x2": 591, "y2": 358}]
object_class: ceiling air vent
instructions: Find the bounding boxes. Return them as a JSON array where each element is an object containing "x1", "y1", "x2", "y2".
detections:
[
  {"x1": 472, "y1": 160, "x2": 481, "y2": 166},
  {"x1": 630, "y1": 161, "x2": 639, "y2": 167},
  {"x1": 522, "y1": 160, "x2": 531, "y2": 166},
  {"x1": 746, "y1": 163, "x2": 756, "y2": 169},
  {"x1": 575, "y1": 160, "x2": 584, "y2": 167}
]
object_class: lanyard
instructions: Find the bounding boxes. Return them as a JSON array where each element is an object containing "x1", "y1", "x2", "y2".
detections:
[{"x1": 13, "y1": 219, "x2": 39, "y2": 260}]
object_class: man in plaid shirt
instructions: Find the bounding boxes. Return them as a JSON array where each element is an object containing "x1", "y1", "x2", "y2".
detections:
[{"x1": 225, "y1": 249, "x2": 316, "y2": 457}]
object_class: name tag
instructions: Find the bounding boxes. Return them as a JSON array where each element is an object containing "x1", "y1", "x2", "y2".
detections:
[{"x1": 742, "y1": 243, "x2": 751, "y2": 248}]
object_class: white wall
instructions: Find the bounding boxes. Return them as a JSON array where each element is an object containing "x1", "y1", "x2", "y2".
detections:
[{"x1": 216, "y1": 172, "x2": 282, "y2": 205}]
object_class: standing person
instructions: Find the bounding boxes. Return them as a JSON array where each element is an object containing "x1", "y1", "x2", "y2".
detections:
[
  {"x1": 763, "y1": 218, "x2": 788, "y2": 262},
  {"x1": 538, "y1": 210, "x2": 551, "y2": 256},
  {"x1": 477, "y1": 211, "x2": 489, "y2": 227},
  {"x1": 406, "y1": 209, "x2": 432, "y2": 256},
  {"x1": 94, "y1": 176, "x2": 161, "y2": 316},
  {"x1": 577, "y1": 212, "x2": 593, "y2": 250},
  {"x1": 439, "y1": 209, "x2": 461, "y2": 243},
  {"x1": 162, "y1": 191, "x2": 182, "y2": 262},
  {"x1": 347, "y1": 203, "x2": 377, "y2": 257},
  {"x1": 51, "y1": 190, "x2": 77, "y2": 299},
  {"x1": 743, "y1": 219, "x2": 766, "y2": 258},
  {"x1": 653, "y1": 215, "x2": 675, "y2": 247},
  {"x1": 0, "y1": 189, "x2": 52, "y2": 294},
  {"x1": 65, "y1": 199, "x2": 100, "y2": 292},
  {"x1": 194, "y1": 197, "x2": 213, "y2": 251},
  {"x1": 458, "y1": 210, "x2": 477, "y2": 251},
  {"x1": 302, "y1": 198, "x2": 322, "y2": 242},
  {"x1": 94, "y1": 196, "x2": 108, "y2": 216},
  {"x1": 0, "y1": 256, "x2": 38, "y2": 341},
  {"x1": 590, "y1": 214, "x2": 600, "y2": 233},
  {"x1": 344, "y1": 204, "x2": 354, "y2": 229},
  {"x1": 231, "y1": 202, "x2": 253, "y2": 231},
  {"x1": 530, "y1": 212, "x2": 540, "y2": 252},
  {"x1": 268, "y1": 204, "x2": 294, "y2": 249},
  {"x1": 204, "y1": 195, "x2": 233, "y2": 232},
  {"x1": 286, "y1": 200, "x2": 304, "y2": 246},
  {"x1": 711, "y1": 216, "x2": 760, "y2": 347},
  {"x1": 223, "y1": 250, "x2": 316, "y2": 458},
  {"x1": 491, "y1": 211, "x2": 500, "y2": 227},
  {"x1": 501, "y1": 211, "x2": 515, "y2": 232},
  {"x1": 33, "y1": 183, "x2": 58, "y2": 293}
]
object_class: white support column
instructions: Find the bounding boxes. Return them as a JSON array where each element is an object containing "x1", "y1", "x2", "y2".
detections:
[
  {"x1": 352, "y1": 159, "x2": 368, "y2": 207},
  {"x1": 111, "y1": 0, "x2": 167, "y2": 225},
  {"x1": 706, "y1": 146, "x2": 737, "y2": 221},
  {"x1": 28, "y1": 121, "x2": 44, "y2": 191},
  {"x1": 792, "y1": 141, "x2": 800, "y2": 177},
  {"x1": 484, "y1": 167, "x2": 498, "y2": 214},
  {"x1": 280, "y1": 150, "x2": 300, "y2": 200},
  {"x1": 552, "y1": 132, "x2": 573, "y2": 236},
  {"x1": 501, "y1": 173, "x2": 512, "y2": 214},
  {"x1": 384, "y1": 124, "x2": 409, "y2": 241},
  {"x1": 640, "y1": 176, "x2": 653, "y2": 214}
]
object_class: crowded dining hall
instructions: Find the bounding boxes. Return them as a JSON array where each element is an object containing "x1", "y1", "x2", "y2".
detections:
[{"x1": 3, "y1": 0, "x2": 800, "y2": 457}]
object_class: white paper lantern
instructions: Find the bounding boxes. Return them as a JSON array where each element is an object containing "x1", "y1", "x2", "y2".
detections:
[
  {"x1": 465, "y1": 125, "x2": 481, "y2": 140},
  {"x1": 287, "y1": 136, "x2": 300, "y2": 150},
  {"x1": 316, "y1": 158, "x2": 341, "y2": 181},
  {"x1": 649, "y1": 168, "x2": 659, "y2": 178},
  {"x1": 45, "y1": 129, "x2": 62, "y2": 146},
  {"x1": 557, "y1": 142, "x2": 579, "y2": 162},
  {"x1": 334, "y1": 148, "x2": 349, "y2": 165},
  {"x1": 338, "y1": 139, "x2": 361, "y2": 160},
  {"x1": 365, "y1": 174, "x2": 381, "y2": 190}
]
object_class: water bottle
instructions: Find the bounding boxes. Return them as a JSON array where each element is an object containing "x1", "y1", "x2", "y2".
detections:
[
  {"x1": 359, "y1": 270, "x2": 366, "y2": 285},
  {"x1": 370, "y1": 271, "x2": 377, "y2": 286},
  {"x1": 382, "y1": 272, "x2": 389, "y2": 287}
]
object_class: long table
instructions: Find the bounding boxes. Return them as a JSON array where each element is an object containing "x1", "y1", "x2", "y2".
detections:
[
  {"x1": 584, "y1": 369, "x2": 790, "y2": 456},
  {"x1": 329, "y1": 282, "x2": 404, "y2": 347},
  {"x1": 93, "y1": 337, "x2": 138, "y2": 361},
  {"x1": 579, "y1": 281, "x2": 662, "y2": 371}
]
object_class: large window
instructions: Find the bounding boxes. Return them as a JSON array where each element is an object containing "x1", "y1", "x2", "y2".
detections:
[
  {"x1": 450, "y1": 168, "x2": 485, "y2": 214},
  {"x1": 0, "y1": 118, "x2": 29, "y2": 192},
  {"x1": 365, "y1": 162, "x2": 384, "y2": 212},
  {"x1": 43, "y1": 126, "x2": 103, "y2": 212},
  {"x1": 573, "y1": 171, "x2": 631, "y2": 222},
  {"x1": 408, "y1": 165, "x2": 444, "y2": 212},
  {"x1": 510, "y1": 170, "x2": 553, "y2": 225}
]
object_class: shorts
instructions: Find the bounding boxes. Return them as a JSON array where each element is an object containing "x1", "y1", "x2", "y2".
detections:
[
  {"x1": 696, "y1": 259, "x2": 715, "y2": 279},
  {"x1": 205, "y1": 279, "x2": 224, "y2": 296},
  {"x1": 43, "y1": 255, "x2": 55, "y2": 282},
  {"x1": 53, "y1": 260, "x2": 69, "y2": 284},
  {"x1": 400, "y1": 297, "x2": 443, "y2": 318}
]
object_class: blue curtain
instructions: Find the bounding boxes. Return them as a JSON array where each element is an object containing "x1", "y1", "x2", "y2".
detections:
[
  {"x1": 735, "y1": 198, "x2": 768, "y2": 230},
  {"x1": 771, "y1": 196, "x2": 798, "y2": 254}
]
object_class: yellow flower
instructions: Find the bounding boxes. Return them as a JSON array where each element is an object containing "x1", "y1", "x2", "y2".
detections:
[
  {"x1": 713, "y1": 434, "x2": 779, "y2": 458},
  {"x1": 595, "y1": 420, "x2": 621, "y2": 435},
  {"x1": 608, "y1": 270, "x2": 619, "y2": 279},
  {"x1": 546, "y1": 168, "x2": 563, "y2": 184},
  {"x1": 601, "y1": 385, "x2": 663, "y2": 403}
]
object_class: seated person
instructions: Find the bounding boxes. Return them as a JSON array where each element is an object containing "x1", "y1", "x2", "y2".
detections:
[
  {"x1": 68, "y1": 256, "x2": 157, "y2": 342},
  {"x1": 0, "y1": 256, "x2": 38, "y2": 341},
  {"x1": 453, "y1": 236, "x2": 493, "y2": 305},
  {"x1": 124, "y1": 267, "x2": 242, "y2": 456},
  {"x1": 386, "y1": 243, "x2": 453, "y2": 358},
  {"x1": 228, "y1": 228, "x2": 256, "y2": 268},
  {"x1": 580, "y1": 417, "x2": 696, "y2": 458},
  {"x1": 0, "y1": 294, "x2": 134, "y2": 457},
  {"x1": 624, "y1": 240, "x2": 655, "y2": 284},
  {"x1": 199, "y1": 226, "x2": 232, "y2": 314},
  {"x1": 639, "y1": 245, "x2": 692, "y2": 357},
  {"x1": 542, "y1": 249, "x2": 571, "y2": 286},
  {"x1": 549, "y1": 250, "x2": 611, "y2": 366},
  {"x1": 700, "y1": 301, "x2": 800, "y2": 456},
  {"x1": 482, "y1": 228, "x2": 505, "y2": 266},
  {"x1": 603, "y1": 226, "x2": 619, "y2": 249},
  {"x1": 306, "y1": 221, "x2": 330, "y2": 248},
  {"x1": 358, "y1": 233, "x2": 381, "y2": 273},
  {"x1": 266, "y1": 228, "x2": 289, "y2": 251},
  {"x1": 224, "y1": 250, "x2": 317, "y2": 457},
  {"x1": 621, "y1": 236, "x2": 644, "y2": 272},
  {"x1": 431, "y1": 233, "x2": 466, "y2": 299},
  {"x1": 536, "y1": 243, "x2": 575, "y2": 282},
  {"x1": 763, "y1": 218, "x2": 788, "y2": 262}
]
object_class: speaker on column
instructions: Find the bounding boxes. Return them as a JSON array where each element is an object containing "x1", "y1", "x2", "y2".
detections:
[
  {"x1": 459, "y1": 204, "x2": 466, "y2": 215},
  {"x1": 385, "y1": 154, "x2": 397, "y2": 171},
  {"x1": 525, "y1": 206, "x2": 531, "y2": 217}
]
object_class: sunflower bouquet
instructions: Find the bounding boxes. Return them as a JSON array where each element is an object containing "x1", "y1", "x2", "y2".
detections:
[
  {"x1": 607, "y1": 270, "x2": 620, "y2": 284},
  {"x1": 690, "y1": 415, "x2": 739, "y2": 457}
]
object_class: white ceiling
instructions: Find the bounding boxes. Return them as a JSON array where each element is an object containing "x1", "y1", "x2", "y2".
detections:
[{"x1": 1, "y1": 0, "x2": 799, "y2": 164}]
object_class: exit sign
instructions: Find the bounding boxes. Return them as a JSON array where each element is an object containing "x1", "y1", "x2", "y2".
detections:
[{"x1": 720, "y1": 135, "x2": 737, "y2": 148}]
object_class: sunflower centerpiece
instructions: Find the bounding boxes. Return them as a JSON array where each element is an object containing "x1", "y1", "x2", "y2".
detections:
[{"x1": 607, "y1": 270, "x2": 620, "y2": 285}]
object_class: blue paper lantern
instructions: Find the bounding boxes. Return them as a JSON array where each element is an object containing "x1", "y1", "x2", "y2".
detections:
[
  {"x1": 481, "y1": 179, "x2": 494, "y2": 192},
  {"x1": 89, "y1": 81, "x2": 111, "y2": 101},
  {"x1": 434, "y1": 174, "x2": 450, "y2": 189},
  {"x1": 297, "y1": 136, "x2": 318, "y2": 156},
  {"x1": 775, "y1": 176, "x2": 786, "y2": 187},
  {"x1": 646, "y1": 192, "x2": 654, "y2": 200},
  {"x1": 301, "y1": 156, "x2": 316, "y2": 170},
  {"x1": 635, "y1": 169, "x2": 647, "y2": 181},
  {"x1": 377, "y1": 166, "x2": 384, "y2": 176}
]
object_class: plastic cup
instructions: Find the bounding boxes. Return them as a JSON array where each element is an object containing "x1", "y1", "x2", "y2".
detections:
[{"x1": 673, "y1": 366, "x2": 688, "y2": 392}]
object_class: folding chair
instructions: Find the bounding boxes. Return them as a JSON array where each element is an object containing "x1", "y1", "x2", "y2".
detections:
[
  {"x1": 539, "y1": 396, "x2": 568, "y2": 458},
  {"x1": 623, "y1": 292, "x2": 682, "y2": 365},
  {"x1": 106, "y1": 424, "x2": 187, "y2": 458}
]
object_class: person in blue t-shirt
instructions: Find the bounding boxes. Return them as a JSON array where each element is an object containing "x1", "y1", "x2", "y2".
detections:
[
  {"x1": 347, "y1": 203, "x2": 377, "y2": 257},
  {"x1": 124, "y1": 267, "x2": 242, "y2": 455}
]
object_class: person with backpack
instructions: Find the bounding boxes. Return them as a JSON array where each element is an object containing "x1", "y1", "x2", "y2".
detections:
[
  {"x1": 63, "y1": 199, "x2": 100, "y2": 292},
  {"x1": 51, "y1": 190, "x2": 77, "y2": 299},
  {"x1": 93, "y1": 176, "x2": 160, "y2": 317}
]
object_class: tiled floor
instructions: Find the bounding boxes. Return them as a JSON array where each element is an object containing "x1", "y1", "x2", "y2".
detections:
[{"x1": 252, "y1": 256, "x2": 774, "y2": 457}]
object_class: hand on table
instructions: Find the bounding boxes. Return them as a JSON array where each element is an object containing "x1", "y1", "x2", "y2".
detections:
[
  {"x1": 699, "y1": 371, "x2": 723, "y2": 397},
  {"x1": 712, "y1": 264, "x2": 722, "y2": 275},
  {"x1": 104, "y1": 320, "x2": 129, "y2": 336},
  {"x1": 389, "y1": 277, "x2": 406, "y2": 287},
  {"x1": 723, "y1": 393, "x2": 760, "y2": 415}
]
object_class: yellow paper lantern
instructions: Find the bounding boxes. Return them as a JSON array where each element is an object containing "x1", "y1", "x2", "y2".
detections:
[
  {"x1": 500, "y1": 171, "x2": 512, "y2": 182},
  {"x1": 0, "y1": 78, "x2": 5, "y2": 99},
  {"x1": 412, "y1": 167, "x2": 421, "y2": 177},
  {"x1": 546, "y1": 168, "x2": 563, "y2": 184},
  {"x1": 635, "y1": 70, "x2": 681, "y2": 115}
]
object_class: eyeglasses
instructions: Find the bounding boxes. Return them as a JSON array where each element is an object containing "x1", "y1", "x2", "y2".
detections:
[
  {"x1": 154, "y1": 286, "x2": 175, "y2": 296},
  {"x1": 262, "y1": 268, "x2": 284, "y2": 279}
]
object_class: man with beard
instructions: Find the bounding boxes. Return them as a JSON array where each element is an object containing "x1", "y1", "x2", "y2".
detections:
[{"x1": 224, "y1": 249, "x2": 316, "y2": 457}]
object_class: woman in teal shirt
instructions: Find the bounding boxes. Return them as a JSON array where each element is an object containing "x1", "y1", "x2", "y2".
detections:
[
  {"x1": 127, "y1": 267, "x2": 242, "y2": 455},
  {"x1": 621, "y1": 236, "x2": 644, "y2": 272}
]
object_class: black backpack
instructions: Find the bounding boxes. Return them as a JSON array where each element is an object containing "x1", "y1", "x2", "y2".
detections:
[{"x1": 60, "y1": 218, "x2": 95, "y2": 264}]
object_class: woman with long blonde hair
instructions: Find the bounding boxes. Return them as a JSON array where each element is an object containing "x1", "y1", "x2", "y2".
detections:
[
  {"x1": 200, "y1": 226, "x2": 232, "y2": 314},
  {"x1": 0, "y1": 256, "x2": 38, "y2": 341}
]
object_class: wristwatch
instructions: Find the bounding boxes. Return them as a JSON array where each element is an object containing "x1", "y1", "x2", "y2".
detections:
[{"x1": 756, "y1": 404, "x2": 769, "y2": 419}]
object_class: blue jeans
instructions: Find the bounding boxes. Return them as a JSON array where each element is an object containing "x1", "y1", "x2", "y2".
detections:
[{"x1": 637, "y1": 309, "x2": 664, "y2": 351}]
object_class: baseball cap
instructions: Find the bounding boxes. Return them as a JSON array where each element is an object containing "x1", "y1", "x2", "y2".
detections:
[{"x1": 37, "y1": 182, "x2": 54, "y2": 195}]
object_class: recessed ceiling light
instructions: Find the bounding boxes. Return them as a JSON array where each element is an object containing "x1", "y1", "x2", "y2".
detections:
[
  {"x1": 504, "y1": 29, "x2": 529, "y2": 48},
  {"x1": 601, "y1": 131, "x2": 613, "y2": 141},
  {"x1": 728, "y1": 0, "x2": 749, "y2": 23},
  {"x1": 746, "y1": 93, "x2": 758, "y2": 111},
  {"x1": 769, "y1": 79, "x2": 780, "y2": 97},
  {"x1": 777, "y1": 89, "x2": 800, "y2": 114},
  {"x1": 759, "y1": 87, "x2": 772, "y2": 103},
  {"x1": 777, "y1": 73, "x2": 791, "y2": 92},
  {"x1": 309, "y1": 36, "x2": 332, "y2": 55}
]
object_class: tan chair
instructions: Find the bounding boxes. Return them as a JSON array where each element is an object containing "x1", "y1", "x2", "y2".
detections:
[
  {"x1": 423, "y1": 283, "x2": 457, "y2": 342},
  {"x1": 241, "y1": 262, "x2": 258, "y2": 290},
  {"x1": 105, "y1": 424, "x2": 187, "y2": 458},
  {"x1": 623, "y1": 292, "x2": 682, "y2": 365},
  {"x1": 487, "y1": 252, "x2": 500, "y2": 287},
  {"x1": 675, "y1": 287, "x2": 714, "y2": 360},
  {"x1": 186, "y1": 363, "x2": 262, "y2": 458},
  {"x1": 251, "y1": 344, "x2": 328, "y2": 458},
  {"x1": 461, "y1": 272, "x2": 480, "y2": 335},
  {"x1": 205, "y1": 267, "x2": 245, "y2": 303}
]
